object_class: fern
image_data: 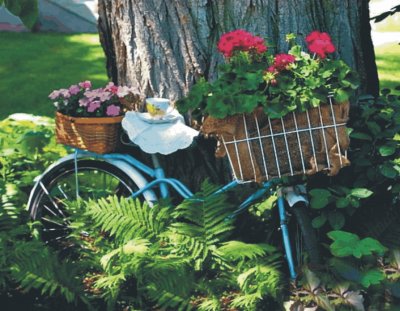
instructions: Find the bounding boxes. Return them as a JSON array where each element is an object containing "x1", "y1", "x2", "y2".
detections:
[
  {"x1": 10, "y1": 240, "x2": 87, "y2": 306},
  {"x1": 168, "y1": 181, "x2": 235, "y2": 265},
  {"x1": 217, "y1": 241, "x2": 276, "y2": 261},
  {"x1": 86, "y1": 196, "x2": 170, "y2": 242}
]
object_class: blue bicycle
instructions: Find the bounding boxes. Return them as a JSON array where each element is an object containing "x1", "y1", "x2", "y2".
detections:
[{"x1": 28, "y1": 100, "x2": 348, "y2": 279}]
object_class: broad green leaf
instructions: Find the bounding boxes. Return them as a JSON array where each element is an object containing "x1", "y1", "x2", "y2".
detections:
[
  {"x1": 350, "y1": 132, "x2": 372, "y2": 141},
  {"x1": 379, "y1": 163, "x2": 399, "y2": 179},
  {"x1": 350, "y1": 188, "x2": 373, "y2": 199},
  {"x1": 312, "y1": 214, "x2": 327, "y2": 229},
  {"x1": 328, "y1": 231, "x2": 387, "y2": 258},
  {"x1": 360, "y1": 269, "x2": 385, "y2": 287},
  {"x1": 330, "y1": 258, "x2": 362, "y2": 283},
  {"x1": 379, "y1": 145, "x2": 396, "y2": 156},
  {"x1": 309, "y1": 189, "x2": 331, "y2": 209},
  {"x1": 328, "y1": 211, "x2": 345, "y2": 230},
  {"x1": 336, "y1": 197, "x2": 350, "y2": 208},
  {"x1": 328, "y1": 231, "x2": 359, "y2": 257}
]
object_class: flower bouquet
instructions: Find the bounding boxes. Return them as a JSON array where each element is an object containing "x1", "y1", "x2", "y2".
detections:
[
  {"x1": 177, "y1": 30, "x2": 359, "y2": 182},
  {"x1": 49, "y1": 81, "x2": 140, "y2": 154}
]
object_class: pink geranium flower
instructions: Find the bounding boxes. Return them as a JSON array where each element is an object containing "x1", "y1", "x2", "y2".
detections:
[
  {"x1": 106, "y1": 104, "x2": 121, "y2": 116},
  {"x1": 87, "y1": 101, "x2": 101, "y2": 113},
  {"x1": 79, "y1": 80, "x2": 92, "y2": 89},
  {"x1": 69, "y1": 85, "x2": 81, "y2": 95}
]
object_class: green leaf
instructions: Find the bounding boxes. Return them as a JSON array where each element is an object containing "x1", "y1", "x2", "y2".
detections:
[
  {"x1": 360, "y1": 269, "x2": 385, "y2": 287},
  {"x1": 328, "y1": 211, "x2": 345, "y2": 230},
  {"x1": 336, "y1": 197, "x2": 350, "y2": 208},
  {"x1": 330, "y1": 258, "x2": 362, "y2": 283},
  {"x1": 328, "y1": 231, "x2": 387, "y2": 258},
  {"x1": 328, "y1": 231, "x2": 359, "y2": 257},
  {"x1": 312, "y1": 214, "x2": 327, "y2": 229},
  {"x1": 379, "y1": 145, "x2": 396, "y2": 156},
  {"x1": 350, "y1": 188, "x2": 373, "y2": 199},
  {"x1": 350, "y1": 132, "x2": 373, "y2": 141},
  {"x1": 309, "y1": 189, "x2": 332, "y2": 209},
  {"x1": 379, "y1": 163, "x2": 399, "y2": 179}
]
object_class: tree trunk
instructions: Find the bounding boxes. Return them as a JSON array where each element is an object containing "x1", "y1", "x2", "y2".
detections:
[{"x1": 97, "y1": 0, "x2": 379, "y2": 190}]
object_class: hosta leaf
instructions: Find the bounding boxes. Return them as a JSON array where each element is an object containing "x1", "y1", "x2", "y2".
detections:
[{"x1": 350, "y1": 188, "x2": 373, "y2": 199}]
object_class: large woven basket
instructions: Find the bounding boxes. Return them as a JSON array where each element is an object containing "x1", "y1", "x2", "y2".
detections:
[
  {"x1": 202, "y1": 101, "x2": 350, "y2": 183},
  {"x1": 55, "y1": 112, "x2": 123, "y2": 154}
]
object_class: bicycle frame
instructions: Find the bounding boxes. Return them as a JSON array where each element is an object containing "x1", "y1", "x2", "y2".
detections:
[{"x1": 31, "y1": 148, "x2": 301, "y2": 279}]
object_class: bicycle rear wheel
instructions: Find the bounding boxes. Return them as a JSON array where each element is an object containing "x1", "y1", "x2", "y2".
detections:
[{"x1": 28, "y1": 159, "x2": 143, "y2": 246}]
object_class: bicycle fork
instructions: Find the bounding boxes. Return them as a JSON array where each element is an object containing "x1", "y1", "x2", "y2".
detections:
[{"x1": 277, "y1": 185, "x2": 308, "y2": 280}]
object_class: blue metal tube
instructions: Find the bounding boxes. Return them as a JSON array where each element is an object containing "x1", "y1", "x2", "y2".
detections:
[
  {"x1": 132, "y1": 178, "x2": 192, "y2": 200},
  {"x1": 75, "y1": 150, "x2": 156, "y2": 178},
  {"x1": 277, "y1": 193, "x2": 297, "y2": 279}
]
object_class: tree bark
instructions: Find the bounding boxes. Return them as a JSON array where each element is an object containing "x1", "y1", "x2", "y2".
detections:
[
  {"x1": 97, "y1": 0, "x2": 379, "y2": 190},
  {"x1": 98, "y1": 0, "x2": 378, "y2": 101}
]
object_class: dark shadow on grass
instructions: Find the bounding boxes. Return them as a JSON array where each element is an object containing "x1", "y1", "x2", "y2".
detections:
[{"x1": 0, "y1": 32, "x2": 109, "y2": 119}]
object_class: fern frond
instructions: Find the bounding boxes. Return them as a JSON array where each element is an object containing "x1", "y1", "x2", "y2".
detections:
[
  {"x1": 10, "y1": 241, "x2": 85, "y2": 304},
  {"x1": 197, "y1": 296, "x2": 221, "y2": 311},
  {"x1": 146, "y1": 284, "x2": 193, "y2": 311},
  {"x1": 237, "y1": 264, "x2": 282, "y2": 299},
  {"x1": 86, "y1": 196, "x2": 170, "y2": 242},
  {"x1": 168, "y1": 181, "x2": 236, "y2": 264},
  {"x1": 100, "y1": 238, "x2": 150, "y2": 271},
  {"x1": 216, "y1": 241, "x2": 275, "y2": 261}
]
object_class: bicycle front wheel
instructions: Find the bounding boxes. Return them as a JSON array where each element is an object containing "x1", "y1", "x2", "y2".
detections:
[{"x1": 28, "y1": 159, "x2": 143, "y2": 246}]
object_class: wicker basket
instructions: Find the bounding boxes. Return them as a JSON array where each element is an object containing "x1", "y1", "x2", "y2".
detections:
[
  {"x1": 202, "y1": 101, "x2": 350, "y2": 183},
  {"x1": 55, "y1": 112, "x2": 123, "y2": 154}
]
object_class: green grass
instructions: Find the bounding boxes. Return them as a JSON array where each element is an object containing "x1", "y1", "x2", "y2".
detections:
[
  {"x1": 0, "y1": 32, "x2": 108, "y2": 119},
  {"x1": 375, "y1": 43, "x2": 400, "y2": 92},
  {"x1": 0, "y1": 32, "x2": 398, "y2": 120}
]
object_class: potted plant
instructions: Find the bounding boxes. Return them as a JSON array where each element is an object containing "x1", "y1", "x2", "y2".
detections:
[
  {"x1": 177, "y1": 30, "x2": 359, "y2": 182},
  {"x1": 49, "y1": 81, "x2": 140, "y2": 154}
]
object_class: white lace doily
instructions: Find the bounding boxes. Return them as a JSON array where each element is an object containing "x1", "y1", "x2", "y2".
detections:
[{"x1": 122, "y1": 109, "x2": 199, "y2": 155}]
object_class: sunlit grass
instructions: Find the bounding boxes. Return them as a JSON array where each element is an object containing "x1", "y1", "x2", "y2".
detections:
[
  {"x1": 0, "y1": 32, "x2": 108, "y2": 119},
  {"x1": 375, "y1": 43, "x2": 400, "y2": 92}
]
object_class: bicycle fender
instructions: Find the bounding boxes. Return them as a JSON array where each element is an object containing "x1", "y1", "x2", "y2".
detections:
[{"x1": 28, "y1": 154, "x2": 157, "y2": 208}]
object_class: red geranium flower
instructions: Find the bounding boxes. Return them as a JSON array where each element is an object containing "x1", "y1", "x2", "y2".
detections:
[
  {"x1": 305, "y1": 31, "x2": 335, "y2": 59},
  {"x1": 217, "y1": 29, "x2": 267, "y2": 58},
  {"x1": 273, "y1": 54, "x2": 296, "y2": 71}
]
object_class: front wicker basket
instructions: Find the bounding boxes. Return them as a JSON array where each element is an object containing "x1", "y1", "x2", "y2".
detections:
[
  {"x1": 202, "y1": 101, "x2": 351, "y2": 183},
  {"x1": 55, "y1": 112, "x2": 123, "y2": 154}
]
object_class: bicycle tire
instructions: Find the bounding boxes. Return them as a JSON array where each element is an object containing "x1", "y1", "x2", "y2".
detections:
[
  {"x1": 290, "y1": 202, "x2": 321, "y2": 267},
  {"x1": 28, "y1": 159, "x2": 144, "y2": 246}
]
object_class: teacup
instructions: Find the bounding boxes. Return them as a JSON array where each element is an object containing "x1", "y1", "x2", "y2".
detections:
[{"x1": 146, "y1": 98, "x2": 171, "y2": 118}]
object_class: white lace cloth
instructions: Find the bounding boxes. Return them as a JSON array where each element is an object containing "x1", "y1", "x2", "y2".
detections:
[{"x1": 121, "y1": 109, "x2": 199, "y2": 155}]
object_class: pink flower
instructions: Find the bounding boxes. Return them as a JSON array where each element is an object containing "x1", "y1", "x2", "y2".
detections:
[
  {"x1": 59, "y1": 89, "x2": 71, "y2": 98},
  {"x1": 79, "y1": 80, "x2": 92, "y2": 89},
  {"x1": 105, "y1": 82, "x2": 119, "y2": 94},
  {"x1": 79, "y1": 97, "x2": 90, "y2": 107},
  {"x1": 69, "y1": 84, "x2": 81, "y2": 95},
  {"x1": 117, "y1": 86, "x2": 133, "y2": 98},
  {"x1": 87, "y1": 100, "x2": 101, "y2": 113},
  {"x1": 106, "y1": 104, "x2": 121, "y2": 116},
  {"x1": 49, "y1": 90, "x2": 60, "y2": 100}
]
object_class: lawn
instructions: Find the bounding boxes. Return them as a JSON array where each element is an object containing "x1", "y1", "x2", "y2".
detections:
[
  {"x1": 0, "y1": 31, "x2": 398, "y2": 120},
  {"x1": 375, "y1": 42, "x2": 400, "y2": 91},
  {"x1": 0, "y1": 32, "x2": 108, "y2": 119}
]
